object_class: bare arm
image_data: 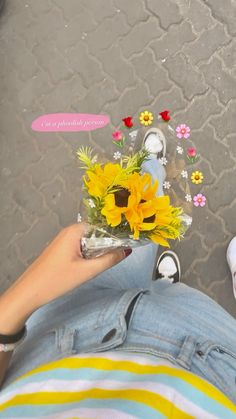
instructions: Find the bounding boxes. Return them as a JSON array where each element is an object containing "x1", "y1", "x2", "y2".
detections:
[{"x1": 0, "y1": 224, "x2": 127, "y2": 388}]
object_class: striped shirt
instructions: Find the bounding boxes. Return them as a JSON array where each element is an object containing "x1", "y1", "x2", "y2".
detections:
[{"x1": 0, "y1": 352, "x2": 235, "y2": 418}]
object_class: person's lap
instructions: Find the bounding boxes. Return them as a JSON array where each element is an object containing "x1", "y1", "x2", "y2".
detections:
[
  {"x1": 7, "y1": 156, "x2": 236, "y2": 401},
  {"x1": 26, "y1": 155, "x2": 236, "y2": 346}
]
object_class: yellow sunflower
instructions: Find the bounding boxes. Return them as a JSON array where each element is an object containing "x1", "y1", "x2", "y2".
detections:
[
  {"x1": 191, "y1": 171, "x2": 204, "y2": 185},
  {"x1": 139, "y1": 110, "x2": 154, "y2": 126},
  {"x1": 101, "y1": 171, "x2": 182, "y2": 244},
  {"x1": 149, "y1": 205, "x2": 183, "y2": 247},
  {"x1": 124, "y1": 173, "x2": 183, "y2": 244},
  {"x1": 101, "y1": 193, "x2": 127, "y2": 227},
  {"x1": 123, "y1": 172, "x2": 168, "y2": 240},
  {"x1": 124, "y1": 172, "x2": 158, "y2": 202},
  {"x1": 84, "y1": 163, "x2": 128, "y2": 198}
]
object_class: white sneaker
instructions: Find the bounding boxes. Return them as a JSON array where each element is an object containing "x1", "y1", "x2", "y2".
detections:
[
  {"x1": 154, "y1": 250, "x2": 181, "y2": 283},
  {"x1": 143, "y1": 128, "x2": 166, "y2": 159},
  {"x1": 226, "y1": 237, "x2": 236, "y2": 299}
]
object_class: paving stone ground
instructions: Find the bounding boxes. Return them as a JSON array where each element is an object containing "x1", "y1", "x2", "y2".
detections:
[{"x1": 0, "y1": 0, "x2": 236, "y2": 317}]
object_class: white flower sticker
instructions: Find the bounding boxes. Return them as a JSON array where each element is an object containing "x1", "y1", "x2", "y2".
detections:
[
  {"x1": 129, "y1": 130, "x2": 138, "y2": 139},
  {"x1": 113, "y1": 151, "x2": 122, "y2": 160},
  {"x1": 185, "y1": 216, "x2": 193, "y2": 226},
  {"x1": 88, "y1": 199, "x2": 95, "y2": 208},
  {"x1": 176, "y1": 146, "x2": 183, "y2": 155},
  {"x1": 159, "y1": 157, "x2": 168, "y2": 166},
  {"x1": 181, "y1": 170, "x2": 188, "y2": 179},
  {"x1": 185, "y1": 194, "x2": 192, "y2": 202},
  {"x1": 163, "y1": 181, "x2": 171, "y2": 189},
  {"x1": 77, "y1": 213, "x2": 82, "y2": 223}
]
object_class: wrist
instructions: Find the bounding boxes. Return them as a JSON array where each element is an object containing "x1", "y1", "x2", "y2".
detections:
[{"x1": 0, "y1": 277, "x2": 38, "y2": 335}]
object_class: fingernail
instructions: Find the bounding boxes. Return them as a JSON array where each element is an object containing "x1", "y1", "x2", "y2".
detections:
[{"x1": 124, "y1": 248, "x2": 132, "y2": 258}]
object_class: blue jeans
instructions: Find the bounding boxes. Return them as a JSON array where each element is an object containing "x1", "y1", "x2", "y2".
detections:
[{"x1": 2, "y1": 159, "x2": 236, "y2": 404}]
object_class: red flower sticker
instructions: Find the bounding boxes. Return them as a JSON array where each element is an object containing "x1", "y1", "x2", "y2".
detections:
[
  {"x1": 159, "y1": 110, "x2": 170, "y2": 122},
  {"x1": 122, "y1": 116, "x2": 133, "y2": 128}
]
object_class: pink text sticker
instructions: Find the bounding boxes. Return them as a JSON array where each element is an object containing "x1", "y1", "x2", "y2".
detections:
[{"x1": 31, "y1": 113, "x2": 110, "y2": 132}]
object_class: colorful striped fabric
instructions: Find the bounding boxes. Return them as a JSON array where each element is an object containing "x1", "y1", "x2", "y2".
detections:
[{"x1": 0, "y1": 352, "x2": 235, "y2": 418}]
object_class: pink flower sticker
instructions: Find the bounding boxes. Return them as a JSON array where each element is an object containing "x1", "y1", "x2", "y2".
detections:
[
  {"x1": 187, "y1": 147, "x2": 199, "y2": 164},
  {"x1": 112, "y1": 130, "x2": 123, "y2": 142},
  {"x1": 193, "y1": 194, "x2": 206, "y2": 207},
  {"x1": 176, "y1": 124, "x2": 191, "y2": 139},
  {"x1": 187, "y1": 147, "x2": 196, "y2": 157},
  {"x1": 112, "y1": 130, "x2": 126, "y2": 148}
]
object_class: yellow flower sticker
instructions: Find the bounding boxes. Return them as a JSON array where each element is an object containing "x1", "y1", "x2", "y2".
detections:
[
  {"x1": 139, "y1": 110, "x2": 153, "y2": 126},
  {"x1": 191, "y1": 171, "x2": 204, "y2": 184}
]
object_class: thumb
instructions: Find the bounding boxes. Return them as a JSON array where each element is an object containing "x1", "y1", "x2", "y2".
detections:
[{"x1": 81, "y1": 248, "x2": 132, "y2": 280}]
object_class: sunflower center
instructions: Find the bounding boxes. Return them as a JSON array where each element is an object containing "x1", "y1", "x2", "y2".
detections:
[
  {"x1": 140, "y1": 199, "x2": 155, "y2": 223},
  {"x1": 143, "y1": 214, "x2": 155, "y2": 223},
  {"x1": 144, "y1": 115, "x2": 149, "y2": 121},
  {"x1": 195, "y1": 175, "x2": 200, "y2": 180},
  {"x1": 114, "y1": 188, "x2": 130, "y2": 207}
]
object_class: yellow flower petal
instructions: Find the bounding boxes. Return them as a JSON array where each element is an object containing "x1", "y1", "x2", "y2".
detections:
[
  {"x1": 153, "y1": 195, "x2": 170, "y2": 210},
  {"x1": 101, "y1": 194, "x2": 127, "y2": 227},
  {"x1": 140, "y1": 222, "x2": 157, "y2": 231},
  {"x1": 149, "y1": 233, "x2": 170, "y2": 247}
]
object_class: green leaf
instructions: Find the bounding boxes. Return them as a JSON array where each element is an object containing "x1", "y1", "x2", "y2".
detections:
[{"x1": 77, "y1": 147, "x2": 98, "y2": 170}]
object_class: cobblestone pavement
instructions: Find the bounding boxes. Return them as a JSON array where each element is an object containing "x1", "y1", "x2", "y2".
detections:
[{"x1": 0, "y1": 0, "x2": 236, "y2": 317}]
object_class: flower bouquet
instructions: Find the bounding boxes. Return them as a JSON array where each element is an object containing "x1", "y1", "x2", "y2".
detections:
[
  {"x1": 77, "y1": 145, "x2": 189, "y2": 258},
  {"x1": 75, "y1": 108, "x2": 205, "y2": 258}
]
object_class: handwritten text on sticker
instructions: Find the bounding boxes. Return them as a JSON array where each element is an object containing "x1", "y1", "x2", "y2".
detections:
[{"x1": 31, "y1": 113, "x2": 110, "y2": 132}]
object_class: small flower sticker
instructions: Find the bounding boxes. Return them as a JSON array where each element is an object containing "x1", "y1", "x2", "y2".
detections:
[
  {"x1": 176, "y1": 124, "x2": 191, "y2": 139},
  {"x1": 185, "y1": 194, "x2": 192, "y2": 202},
  {"x1": 88, "y1": 199, "x2": 96, "y2": 208},
  {"x1": 187, "y1": 147, "x2": 199, "y2": 164},
  {"x1": 185, "y1": 216, "x2": 193, "y2": 226},
  {"x1": 188, "y1": 147, "x2": 196, "y2": 157},
  {"x1": 159, "y1": 157, "x2": 168, "y2": 166},
  {"x1": 112, "y1": 130, "x2": 125, "y2": 148},
  {"x1": 113, "y1": 151, "x2": 121, "y2": 160},
  {"x1": 77, "y1": 213, "x2": 82, "y2": 223},
  {"x1": 163, "y1": 181, "x2": 171, "y2": 189},
  {"x1": 193, "y1": 194, "x2": 206, "y2": 207},
  {"x1": 191, "y1": 171, "x2": 204, "y2": 184},
  {"x1": 122, "y1": 116, "x2": 133, "y2": 128},
  {"x1": 112, "y1": 130, "x2": 122, "y2": 141},
  {"x1": 129, "y1": 129, "x2": 138, "y2": 139},
  {"x1": 176, "y1": 146, "x2": 183, "y2": 154},
  {"x1": 139, "y1": 110, "x2": 153, "y2": 126},
  {"x1": 159, "y1": 110, "x2": 170, "y2": 122},
  {"x1": 181, "y1": 170, "x2": 188, "y2": 179}
]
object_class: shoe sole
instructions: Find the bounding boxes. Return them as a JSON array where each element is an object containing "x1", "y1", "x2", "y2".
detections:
[
  {"x1": 142, "y1": 128, "x2": 167, "y2": 158},
  {"x1": 156, "y1": 250, "x2": 181, "y2": 282}
]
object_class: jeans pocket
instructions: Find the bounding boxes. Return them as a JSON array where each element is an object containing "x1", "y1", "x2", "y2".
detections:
[
  {"x1": 196, "y1": 343, "x2": 236, "y2": 404},
  {"x1": 72, "y1": 290, "x2": 145, "y2": 354}
]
